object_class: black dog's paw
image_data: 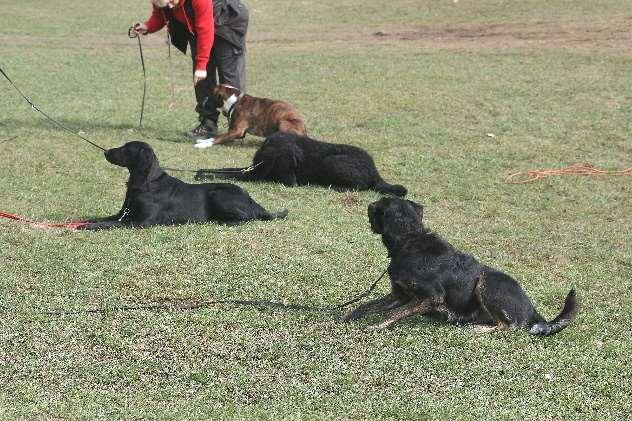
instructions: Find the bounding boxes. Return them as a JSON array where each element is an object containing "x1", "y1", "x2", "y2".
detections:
[
  {"x1": 363, "y1": 323, "x2": 387, "y2": 332},
  {"x1": 74, "y1": 223, "x2": 94, "y2": 231},
  {"x1": 75, "y1": 221, "x2": 124, "y2": 231},
  {"x1": 340, "y1": 313, "x2": 353, "y2": 323}
]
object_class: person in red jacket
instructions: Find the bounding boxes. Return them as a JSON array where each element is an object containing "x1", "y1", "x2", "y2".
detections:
[{"x1": 133, "y1": 0, "x2": 249, "y2": 141}]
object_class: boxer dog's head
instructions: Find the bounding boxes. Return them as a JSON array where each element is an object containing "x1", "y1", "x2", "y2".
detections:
[{"x1": 209, "y1": 84, "x2": 242, "y2": 116}]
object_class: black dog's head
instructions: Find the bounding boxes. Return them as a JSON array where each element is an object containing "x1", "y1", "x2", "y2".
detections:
[
  {"x1": 105, "y1": 141, "x2": 161, "y2": 188},
  {"x1": 368, "y1": 197, "x2": 424, "y2": 236}
]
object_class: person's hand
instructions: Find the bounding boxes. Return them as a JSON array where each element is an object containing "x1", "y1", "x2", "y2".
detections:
[
  {"x1": 193, "y1": 70, "x2": 207, "y2": 85},
  {"x1": 130, "y1": 22, "x2": 148, "y2": 37}
]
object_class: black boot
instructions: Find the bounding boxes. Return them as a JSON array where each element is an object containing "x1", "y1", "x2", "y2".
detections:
[{"x1": 185, "y1": 119, "x2": 218, "y2": 139}]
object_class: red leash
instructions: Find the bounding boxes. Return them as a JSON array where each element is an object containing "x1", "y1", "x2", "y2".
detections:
[
  {"x1": 0, "y1": 211, "x2": 88, "y2": 229},
  {"x1": 506, "y1": 162, "x2": 632, "y2": 183}
]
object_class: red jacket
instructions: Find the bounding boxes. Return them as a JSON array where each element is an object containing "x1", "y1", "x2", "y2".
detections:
[{"x1": 144, "y1": 0, "x2": 214, "y2": 72}]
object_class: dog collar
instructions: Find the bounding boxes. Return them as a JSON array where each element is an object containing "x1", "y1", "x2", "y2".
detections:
[{"x1": 226, "y1": 92, "x2": 245, "y2": 122}]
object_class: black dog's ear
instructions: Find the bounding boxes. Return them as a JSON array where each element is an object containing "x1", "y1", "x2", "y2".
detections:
[
  {"x1": 367, "y1": 202, "x2": 384, "y2": 234},
  {"x1": 407, "y1": 200, "x2": 423, "y2": 219},
  {"x1": 129, "y1": 147, "x2": 156, "y2": 189},
  {"x1": 289, "y1": 142, "x2": 305, "y2": 167},
  {"x1": 137, "y1": 147, "x2": 155, "y2": 174}
]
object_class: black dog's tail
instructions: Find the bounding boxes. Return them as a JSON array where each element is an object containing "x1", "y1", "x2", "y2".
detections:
[
  {"x1": 266, "y1": 209, "x2": 289, "y2": 220},
  {"x1": 374, "y1": 179, "x2": 408, "y2": 197},
  {"x1": 528, "y1": 289, "x2": 579, "y2": 336},
  {"x1": 195, "y1": 167, "x2": 253, "y2": 181}
]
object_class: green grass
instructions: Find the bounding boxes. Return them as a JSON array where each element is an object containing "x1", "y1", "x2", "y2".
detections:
[{"x1": 1, "y1": 0, "x2": 632, "y2": 419}]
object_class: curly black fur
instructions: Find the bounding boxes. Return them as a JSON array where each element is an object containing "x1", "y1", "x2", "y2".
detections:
[{"x1": 195, "y1": 132, "x2": 407, "y2": 197}]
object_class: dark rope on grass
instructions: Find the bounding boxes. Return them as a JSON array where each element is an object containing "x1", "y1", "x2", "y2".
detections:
[
  {"x1": 0, "y1": 135, "x2": 18, "y2": 143},
  {"x1": 0, "y1": 66, "x2": 106, "y2": 151},
  {"x1": 163, "y1": 161, "x2": 263, "y2": 175},
  {"x1": 162, "y1": 166, "x2": 200, "y2": 174},
  {"x1": 24, "y1": 268, "x2": 388, "y2": 318}
]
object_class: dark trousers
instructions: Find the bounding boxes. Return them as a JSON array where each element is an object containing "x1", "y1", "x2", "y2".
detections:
[{"x1": 190, "y1": 37, "x2": 246, "y2": 125}]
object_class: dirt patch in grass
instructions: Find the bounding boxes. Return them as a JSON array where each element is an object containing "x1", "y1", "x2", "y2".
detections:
[
  {"x1": 2, "y1": 18, "x2": 631, "y2": 54},
  {"x1": 251, "y1": 18, "x2": 632, "y2": 53},
  {"x1": 366, "y1": 20, "x2": 632, "y2": 52}
]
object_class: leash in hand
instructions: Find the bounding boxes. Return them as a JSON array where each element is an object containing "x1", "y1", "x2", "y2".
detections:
[{"x1": 128, "y1": 26, "x2": 147, "y2": 129}]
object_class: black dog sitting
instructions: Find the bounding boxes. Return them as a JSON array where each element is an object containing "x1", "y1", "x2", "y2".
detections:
[
  {"x1": 195, "y1": 132, "x2": 407, "y2": 197},
  {"x1": 78, "y1": 141, "x2": 287, "y2": 230},
  {"x1": 343, "y1": 197, "x2": 578, "y2": 336}
]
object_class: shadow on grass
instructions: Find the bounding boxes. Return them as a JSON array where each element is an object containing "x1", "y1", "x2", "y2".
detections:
[
  {"x1": 3, "y1": 117, "x2": 263, "y2": 149},
  {"x1": 2, "y1": 117, "x2": 137, "y2": 133},
  {"x1": 30, "y1": 297, "x2": 349, "y2": 319}
]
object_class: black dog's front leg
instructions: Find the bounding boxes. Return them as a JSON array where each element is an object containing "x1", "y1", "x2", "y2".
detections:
[
  {"x1": 280, "y1": 171, "x2": 298, "y2": 187},
  {"x1": 84, "y1": 212, "x2": 124, "y2": 223},
  {"x1": 364, "y1": 298, "x2": 435, "y2": 331},
  {"x1": 76, "y1": 220, "x2": 130, "y2": 230},
  {"x1": 83, "y1": 191, "x2": 131, "y2": 223},
  {"x1": 341, "y1": 293, "x2": 409, "y2": 322}
]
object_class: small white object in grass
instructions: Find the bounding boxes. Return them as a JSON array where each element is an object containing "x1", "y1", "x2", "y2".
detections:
[
  {"x1": 544, "y1": 373, "x2": 554, "y2": 381},
  {"x1": 486, "y1": 133, "x2": 496, "y2": 138},
  {"x1": 196, "y1": 137, "x2": 214, "y2": 144},
  {"x1": 194, "y1": 138, "x2": 214, "y2": 149}
]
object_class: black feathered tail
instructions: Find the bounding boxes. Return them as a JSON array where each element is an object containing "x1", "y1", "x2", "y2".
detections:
[
  {"x1": 374, "y1": 179, "x2": 408, "y2": 197},
  {"x1": 528, "y1": 289, "x2": 579, "y2": 336},
  {"x1": 268, "y1": 209, "x2": 289, "y2": 220}
]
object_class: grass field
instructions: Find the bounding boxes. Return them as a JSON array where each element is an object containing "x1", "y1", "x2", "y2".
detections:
[{"x1": 1, "y1": 0, "x2": 631, "y2": 418}]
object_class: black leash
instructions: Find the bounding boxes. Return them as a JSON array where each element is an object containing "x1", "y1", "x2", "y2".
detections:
[
  {"x1": 3, "y1": 61, "x2": 261, "y2": 177},
  {"x1": 1, "y1": 64, "x2": 204, "y2": 174},
  {"x1": 194, "y1": 161, "x2": 264, "y2": 178},
  {"x1": 162, "y1": 166, "x2": 200, "y2": 174},
  {"x1": 25, "y1": 267, "x2": 389, "y2": 317},
  {"x1": 167, "y1": 33, "x2": 176, "y2": 110},
  {"x1": 0, "y1": 135, "x2": 18, "y2": 143},
  {"x1": 128, "y1": 27, "x2": 147, "y2": 129},
  {"x1": 163, "y1": 159, "x2": 265, "y2": 174},
  {"x1": 0, "y1": 66, "x2": 107, "y2": 152}
]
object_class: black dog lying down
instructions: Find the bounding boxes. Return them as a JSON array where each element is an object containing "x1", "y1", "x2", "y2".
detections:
[
  {"x1": 343, "y1": 198, "x2": 578, "y2": 336},
  {"x1": 78, "y1": 141, "x2": 287, "y2": 230},
  {"x1": 195, "y1": 132, "x2": 407, "y2": 197}
]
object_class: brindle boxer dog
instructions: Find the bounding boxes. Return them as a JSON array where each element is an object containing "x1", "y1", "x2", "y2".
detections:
[
  {"x1": 343, "y1": 197, "x2": 578, "y2": 335},
  {"x1": 195, "y1": 84, "x2": 306, "y2": 148}
]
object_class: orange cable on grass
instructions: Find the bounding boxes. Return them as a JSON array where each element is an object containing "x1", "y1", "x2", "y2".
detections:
[{"x1": 505, "y1": 162, "x2": 632, "y2": 184}]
